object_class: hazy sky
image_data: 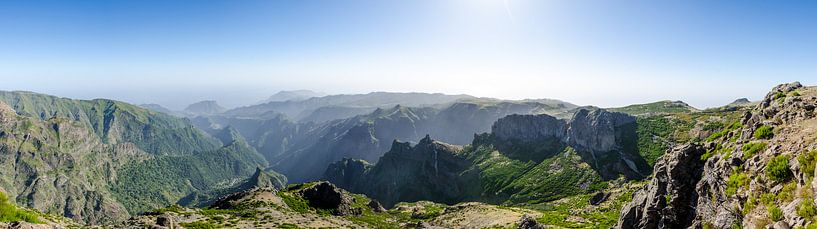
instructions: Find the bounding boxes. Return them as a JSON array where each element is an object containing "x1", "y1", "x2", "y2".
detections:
[{"x1": 0, "y1": 1, "x2": 815, "y2": 109}]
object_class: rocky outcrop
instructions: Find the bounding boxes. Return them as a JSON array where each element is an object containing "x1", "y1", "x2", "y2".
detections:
[
  {"x1": 617, "y1": 144, "x2": 705, "y2": 228},
  {"x1": 619, "y1": 82, "x2": 817, "y2": 229},
  {"x1": 299, "y1": 182, "x2": 360, "y2": 216},
  {"x1": 517, "y1": 215, "x2": 546, "y2": 229},
  {"x1": 324, "y1": 135, "x2": 471, "y2": 207}
]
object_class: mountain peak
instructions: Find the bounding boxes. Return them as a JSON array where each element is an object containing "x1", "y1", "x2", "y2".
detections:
[
  {"x1": 258, "y1": 90, "x2": 326, "y2": 104},
  {"x1": 184, "y1": 100, "x2": 225, "y2": 115}
]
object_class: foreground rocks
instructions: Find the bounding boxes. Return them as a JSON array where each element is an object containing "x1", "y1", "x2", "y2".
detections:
[
  {"x1": 618, "y1": 82, "x2": 817, "y2": 228},
  {"x1": 618, "y1": 144, "x2": 705, "y2": 228}
]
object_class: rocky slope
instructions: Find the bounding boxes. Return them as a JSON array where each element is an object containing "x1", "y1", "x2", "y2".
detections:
[
  {"x1": 0, "y1": 91, "x2": 269, "y2": 225},
  {"x1": 619, "y1": 82, "x2": 817, "y2": 228}
]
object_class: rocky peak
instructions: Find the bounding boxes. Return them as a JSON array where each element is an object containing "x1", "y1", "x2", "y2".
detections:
[
  {"x1": 731, "y1": 98, "x2": 751, "y2": 105},
  {"x1": 245, "y1": 167, "x2": 287, "y2": 190}
]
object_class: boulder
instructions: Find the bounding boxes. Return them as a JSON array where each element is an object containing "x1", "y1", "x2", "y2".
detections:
[
  {"x1": 155, "y1": 215, "x2": 174, "y2": 229},
  {"x1": 517, "y1": 215, "x2": 546, "y2": 229},
  {"x1": 298, "y1": 182, "x2": 360, "y2": 216},
  {"x1": 589, "y1": 192, "x2": 610, "y2": 205},
  {"x1": 367, "y1": 200, "x2": 386, "y2": 213}
]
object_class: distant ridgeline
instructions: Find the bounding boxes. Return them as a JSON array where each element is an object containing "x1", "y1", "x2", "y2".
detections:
[{"x1": 0, "y1": 91, "x2": 276, "y2": 224}]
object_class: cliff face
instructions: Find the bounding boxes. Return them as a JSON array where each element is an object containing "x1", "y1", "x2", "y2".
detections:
[
  {"x1": 490, "y1": 109, "x2": 646, "y2": 179},
  {"x1": 325, "y1": 135, "x2": 472, "y2": 207},
  {"x1": 566, "y1": 108, "x2": 637, "y2": 154},
  {"x1": 326, "y1": 108, "x2": 647, "y2": 208},
  {"x1": 619, "y1": 82, "x2": 817, "y2": 229},
  {"x1": 492, "y1": 108, "x2": 636, "y2": 154},
  {"x1": 492, "y1": 114, "x2": 566, "y2": 142}
]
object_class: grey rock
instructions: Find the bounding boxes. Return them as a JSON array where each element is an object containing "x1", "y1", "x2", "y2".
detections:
[
  {"x1": 617, "y1": 144, "x2": 705, "y2": 229},
  {"x1": 773, "y1": 221, "x2": 790, "y2": 229},
  {"x1": 517, "y1": 215, "x2": 546, "y2": 229},
  {"x1": 367, "y1": 200, "x2": 386, "y2": 213},
  {"x1": 589, "y1": 192, "x2": 610, "y2": 205},
  {"x1": 155, "y1": 215, "x2": 174, "y2": 229},
  {"x1": 299, "y1": 182, "x2": 360, "y2": 216}
]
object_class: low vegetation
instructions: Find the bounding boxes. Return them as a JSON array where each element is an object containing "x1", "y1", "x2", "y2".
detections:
[
  {"x1": 742, "y1": 142, "x2": 767, "y2": 160},
  {"x1": 765, "y1": 155, "x2": 792, "y2": 182},
  {"x1": 753, "y1": 125, "x2": 774, "y2": 140},
  {"x1": 0, "y1": 192, "x2": 40, "y2": 223},
  {"x1": 769, "y1": 205, "x2": 784, "y2": 222},
  {"x1": 726, "y1": 170, "x2": 750, "y2": 196},
  {"x1": 798, "y1": 151, "x2": 817, "y2": 181}
]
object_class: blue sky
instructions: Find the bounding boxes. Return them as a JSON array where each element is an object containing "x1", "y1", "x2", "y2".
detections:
[{"x1": 0, "y1": 0, "x2": 815, "y2": 109}]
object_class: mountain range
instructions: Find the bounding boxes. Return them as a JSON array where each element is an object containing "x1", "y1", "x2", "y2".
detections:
[{"x1": 4, "y1": 84, "x2": 817, "y2": 228}]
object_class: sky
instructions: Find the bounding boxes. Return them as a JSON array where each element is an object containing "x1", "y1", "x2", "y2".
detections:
[{"x1": 0, "y1": 0, "x2": 815, "y2": 109}]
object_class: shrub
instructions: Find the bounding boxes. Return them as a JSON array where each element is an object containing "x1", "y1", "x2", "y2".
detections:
[
  {"x1": 742, "y1": 142, "x2": 767, "y2": 160},
  {"x1": 760, "y1": 193, "x2": 776, "y2": 207},
  {"x1": 774, "y1": 92, "x2": 787, "y2": 100},
  {"x1": 726, "y1": 171, "x2": 751, "y2": 196},
  {"x1": 777, "y1": 182, "x2": 797, "y2": 203},
  {"x1": 766, "y1": 155, "x2": 792, "y2": 182},
  {"x1": 754, "y1": 126, "x2": 774, "y2": 140},
  {"x1": 768, "y1": 205, "x2": 784, "y2": 221},
  {"x1": 743, "y1": 195, "x2": 757, "y2": 215},
  {"x1": 798, "y1": 151, "x2": 817, "y2": 180},
  {"x1": 798, "y1": 200, "x2": 817, "y2": 218}
]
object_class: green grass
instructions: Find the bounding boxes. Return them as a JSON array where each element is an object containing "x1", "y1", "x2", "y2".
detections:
[
  {"x1": 726, "y1": 170, "x2": 750, "y2": 196},
  {"x1": 701, "y1": 143, "x2": 733, "y2": 161},
  {"x1": 766, "y1": 155, "x2": 792, "y2": 182},
  {"x1": 0, "y1": 192, "x2": 41, "y2": 224},
  {"x1": 769, "y1": 205, "x2": 784, "y2": 222},
  {"x1": 276, "y1": 192, "x2": 311, "y2": 214},
  {"x1": 743, "y1": 195, "x2": 757, "y2": 215},
  {"x1": 778, "y1": 182, "x2": 797, "y2": 203},
  {"x1": 742, "y1": 142, "x2": 767, "y2": 160},
  {"x1": 754, "y1": 125, "x2": 774, "y2": 140},
  {"x1": 706, "y1": 122, "x2": 742, "y2": 142},
  {"x1": 180, "y1": 220, "x2": 219, "y2": 229},
  {"x1": 533, "y1": 182, "x2": 643, "y2": 228},
  {"x1": 798, "y1": 200, "x2": 817, "y2": 219}
]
